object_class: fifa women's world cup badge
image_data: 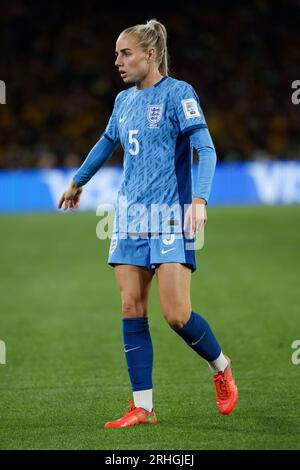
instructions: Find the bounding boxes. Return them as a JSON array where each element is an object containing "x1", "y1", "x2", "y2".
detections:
[{"x1": 147, "y1": 104, "x2": 163, "y2": 128}]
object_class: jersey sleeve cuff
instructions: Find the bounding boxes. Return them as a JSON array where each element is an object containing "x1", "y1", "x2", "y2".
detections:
[{"x1": 193, "y1": 194, "x2": 208, "y2": 204}]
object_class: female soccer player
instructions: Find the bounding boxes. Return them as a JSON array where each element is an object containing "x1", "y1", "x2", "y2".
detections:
[{"x1": 58, "y1": 19, "x2": 238, "y2": 428}]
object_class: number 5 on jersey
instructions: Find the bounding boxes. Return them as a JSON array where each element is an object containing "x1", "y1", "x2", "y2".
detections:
[{"x1": 129, "y1": 130, "x2": 139, "y2": 155}]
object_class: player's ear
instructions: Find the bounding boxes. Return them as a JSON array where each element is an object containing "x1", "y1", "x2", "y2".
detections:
[{"x1": 147, "y1": 48, "x2": 156, "y2": 63}]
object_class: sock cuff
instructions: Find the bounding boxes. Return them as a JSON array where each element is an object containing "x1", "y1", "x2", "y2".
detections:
[
  {"x1": 182, "y1": 311, "x2": 195, "y2": 331},
  {"x1": 123, "y1": 316, "x2": 149, "y2": 333}
]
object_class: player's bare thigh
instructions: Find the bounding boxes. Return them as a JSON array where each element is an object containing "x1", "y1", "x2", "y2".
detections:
[
  {"x1": 114, "y1": 265, "x2": 154, "y2": 318},
  {"x1": 156, "y1": 263, "x2": 192, "y2": 329}
]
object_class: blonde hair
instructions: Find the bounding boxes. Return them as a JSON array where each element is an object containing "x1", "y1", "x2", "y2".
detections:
[{"x1": 121, "y1": 19, "x2": 169, "y2": 76}]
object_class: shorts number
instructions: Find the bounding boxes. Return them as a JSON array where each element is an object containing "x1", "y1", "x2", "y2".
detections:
[{"x1": 129, "y1": 129, "x2": 139, "y2": 155}]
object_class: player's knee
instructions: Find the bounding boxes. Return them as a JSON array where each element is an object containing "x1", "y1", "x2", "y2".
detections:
[
  {"x1": 165, "y1": 315, "x2": 186, "y2": 329},
  {"x1": 167, "y1": 318, "x2": 185, "y2": 330},
  {"x1": 160, "y1": 299, "x2": 191, "y2": 328},
  {"x1": 162, "y1": 307, "x2": 189, "y2": 329},
  {"x1": 121, "y1": 297, "x2": 147, "y2": 317}
]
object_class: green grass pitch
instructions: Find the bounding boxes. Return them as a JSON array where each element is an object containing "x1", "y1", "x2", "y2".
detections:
[{"x1": 0, "y1": 206, "x2": 299, "y2": 450}]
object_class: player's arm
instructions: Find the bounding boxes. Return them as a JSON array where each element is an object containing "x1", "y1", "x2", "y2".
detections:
[
  {"x1": 72, "y1": 134, "x2": 119, "y2": 187},
  {"x1": 174, "y1": 82, "x2": 217, "y2": 205},
  {"x1": 58, "y1": 93, "x2": 122, "y2": 211},
  {"x1": 184, "y1": 127, "x2": 217, "y2": 236},
  {"x1": 189, "y1": 126, "x2": 217, "y2": 204},
  {"x1": 58, "y1": 135, "x2": 119, "y2": 210}
]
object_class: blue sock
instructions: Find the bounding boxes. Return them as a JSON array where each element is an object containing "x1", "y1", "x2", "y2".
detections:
[
  {"x1": 122, "y1": 317, "x2": 153, "y2": 392},
  {"x1": 172, "y1": 311, "x2": 221, "y2": 361}
]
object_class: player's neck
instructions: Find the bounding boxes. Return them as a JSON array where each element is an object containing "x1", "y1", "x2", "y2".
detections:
[{"x1": 136, "y1": 70, "x2": 164, "y2": 90}]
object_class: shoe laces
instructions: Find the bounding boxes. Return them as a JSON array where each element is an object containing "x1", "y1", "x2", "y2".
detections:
[
  {"x1": 124, "y1": 399, "x2": 136, "y2": 416},
  {"x1": 214, "y1": 371, "x2": 229, "y2": 400}
]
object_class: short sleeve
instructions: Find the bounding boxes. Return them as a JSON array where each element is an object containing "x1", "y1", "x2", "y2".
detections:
[
  {"x1": 172, "y1": 81, "x2": 207, "y2": 134},
  {"x1": 103, "y1": 93, "x2": 122, "y2": 144}
]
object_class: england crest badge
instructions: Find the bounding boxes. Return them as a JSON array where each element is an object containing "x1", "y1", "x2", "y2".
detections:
[{"x1": 147, "y1": 104, "x2": 163, "y2": 128}]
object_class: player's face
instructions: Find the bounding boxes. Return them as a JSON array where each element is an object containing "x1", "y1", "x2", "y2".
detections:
[{"x1": 115, "y1": 34, "x2": 150, "y2": 84}]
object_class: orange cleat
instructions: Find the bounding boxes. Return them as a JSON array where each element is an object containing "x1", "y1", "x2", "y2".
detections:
[
  {"x1": 213, "y1": 356, "x2": 238, "y2": 415},
  {"x1": 104, "y1": 400, "x2": 158, "y2": 428}
]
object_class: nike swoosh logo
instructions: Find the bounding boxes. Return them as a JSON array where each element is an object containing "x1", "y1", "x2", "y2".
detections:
[
  {"x1": 124, "y1": 346, "x2": 141, "y2": 353},
  {"x1": 161, "y1": 248, "x2": 176, "y2": 255},
  {"x1": 191, "y1": 331, "x2": 206, "y2": 346}
]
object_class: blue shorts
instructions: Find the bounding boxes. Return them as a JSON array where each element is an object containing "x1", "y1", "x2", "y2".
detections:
[{"x1": 107, "y1": 233, "x2": 196, "y2": 273}]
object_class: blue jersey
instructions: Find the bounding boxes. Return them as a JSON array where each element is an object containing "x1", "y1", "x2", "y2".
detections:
[{"x1": 103, "y1": 76, "x2": 208, "y2": 233}]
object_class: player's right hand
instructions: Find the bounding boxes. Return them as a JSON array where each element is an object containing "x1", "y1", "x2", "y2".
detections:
[{"x1": 58, "y1": 180, "x2": 83, "y2": 211}]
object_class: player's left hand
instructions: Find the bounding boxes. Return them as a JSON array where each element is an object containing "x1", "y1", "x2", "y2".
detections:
[{"x1": 184, "y1": 197, "x2": 207, "y2": 238}]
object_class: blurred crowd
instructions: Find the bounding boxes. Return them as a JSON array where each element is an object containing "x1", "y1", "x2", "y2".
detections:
[{"x1": 0, "y1": 0, "x2": 299, "y2": 169}]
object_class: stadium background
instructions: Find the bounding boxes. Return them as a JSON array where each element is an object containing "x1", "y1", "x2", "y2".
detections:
[{"x1": 0, "y1": 0, "x2": 299, "y2": 450}]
